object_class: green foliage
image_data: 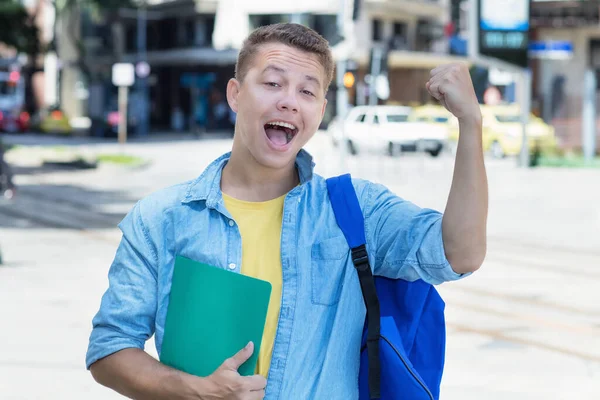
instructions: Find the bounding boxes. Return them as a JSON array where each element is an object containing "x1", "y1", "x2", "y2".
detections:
[
  {"x1": 0, "y1": 0, "x2": 42, "y2": 56},
  {"x1": 536, "y1": 153, "x2": 600, "y2": 169},
  {"x1": 96, "y1": 153, "x2": 147, "y2": 167}
]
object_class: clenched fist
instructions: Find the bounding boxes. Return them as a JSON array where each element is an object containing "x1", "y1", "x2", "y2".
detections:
[{"x1": 426, "y1": 63, "x2": 482, "y2": 124}]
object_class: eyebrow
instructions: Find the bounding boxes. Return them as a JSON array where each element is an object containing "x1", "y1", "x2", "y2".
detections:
[{"x1": 262, "y1": 65, "x2": 322, "y2": 88}]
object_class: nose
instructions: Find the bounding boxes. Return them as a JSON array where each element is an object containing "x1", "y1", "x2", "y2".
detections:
[{"x1": 276, "y1": 90, "x2": 299, "y2": 113}]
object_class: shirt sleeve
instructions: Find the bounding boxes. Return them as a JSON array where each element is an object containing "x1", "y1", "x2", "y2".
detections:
[
  {"x1": 364, "y1": 182, "x2": 471, "y2": 285},
  {"x1": 85, "y1": 201, "x2": 159, "y2": 369}
]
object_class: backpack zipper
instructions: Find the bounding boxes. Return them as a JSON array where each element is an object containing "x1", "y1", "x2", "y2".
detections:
[
  {"x1": 381, "y1": 336, "x2": 435, "y2": 400},
  {"x1": 362, "y1": 336, "x2": 435, "y2": 400}
]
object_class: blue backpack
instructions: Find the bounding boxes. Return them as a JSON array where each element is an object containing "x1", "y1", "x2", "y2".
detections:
[{"x1": 326, "y1": 174, "x2": 446, "y2": 400}]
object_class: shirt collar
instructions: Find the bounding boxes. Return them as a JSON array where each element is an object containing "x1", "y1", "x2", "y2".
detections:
[{"x1": 182, "y1": 149, "x2": 315, "y2": 206}]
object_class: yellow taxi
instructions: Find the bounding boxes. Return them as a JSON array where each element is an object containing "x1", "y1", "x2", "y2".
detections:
[
  {"x1": 448, "y1": 104, "x2": 557, "y2": 158},
  {"x1": 409, "y1": 104, "x2": 456, "y2": 144},
  {"x1": 409, "y1": 104, "x2": 455, "y2": 126}
]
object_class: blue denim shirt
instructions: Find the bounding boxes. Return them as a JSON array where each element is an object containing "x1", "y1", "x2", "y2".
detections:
[{"x1": 86, "y1": 150, "x2": 467, "y2": 399}]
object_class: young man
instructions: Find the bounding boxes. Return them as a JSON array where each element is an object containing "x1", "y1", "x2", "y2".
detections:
[{"x1": 86, "y1": 23, "x2": 487, "y2": 399}]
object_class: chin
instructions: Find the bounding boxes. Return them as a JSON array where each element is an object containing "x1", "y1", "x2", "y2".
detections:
[{"x1": 252, "y1": 146, "x2": 298, "y2": 170}]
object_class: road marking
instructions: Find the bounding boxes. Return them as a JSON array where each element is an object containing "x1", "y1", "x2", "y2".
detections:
[
  {"x1": 443, "y1": 285, "x2": 600, "y2": 318},
  {"x1": 448, "y1": 323, "x2": 600, "y2": 363}
]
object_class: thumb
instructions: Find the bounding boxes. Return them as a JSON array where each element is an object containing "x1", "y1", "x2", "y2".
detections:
[{"x1": 224, "y1": 341, "x2": 254, "y2": 370}]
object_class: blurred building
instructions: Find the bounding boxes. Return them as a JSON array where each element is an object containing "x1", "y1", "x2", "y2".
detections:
[
  {"x1": 530, "y1": 0, "x2": 600, "y2": 152},
  {"x1": 57, "y1": 0, "x2": 467, "y2": 134}
]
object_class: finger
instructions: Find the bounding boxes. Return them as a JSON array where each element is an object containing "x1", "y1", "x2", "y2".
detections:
[
  {"x1": 430, "y1": 63, "x2": 455, "y2": 79},
  {"x1": 430, "y1": 64, "x2": 448, "y2": 77},
  {"x1": 224, "y1": 341, "x2": 254, "y2": 370},
  {"x1": 427, "y1": 77, "x2": 449, "y2": 100},
  {"x1": 428, "y1": 67, "x2": 456, "y2": 97},
  {"x1": 245, "y1": 374, "x2": 267, "y2": 391},
  {"x1": 428, "y1": 68, "x2": 453, "y2": 88},
  {"x1": 427, "y1": 81, "x2": 445, "y2": 101}
]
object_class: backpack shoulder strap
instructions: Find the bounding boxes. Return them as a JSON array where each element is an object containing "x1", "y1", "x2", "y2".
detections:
[
  {"x1": 326, "y1": 174, "x2": 382, "y2": 399},
  {"x1": 325, "y1": 174, "x2": 366, "y2": 248}
]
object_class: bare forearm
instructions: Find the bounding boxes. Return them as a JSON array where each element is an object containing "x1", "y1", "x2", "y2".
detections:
[
  {"x1": 442, "y1": 117, "x2": 488, "y2": 273},
  {"x1": 90, "y1": 348, "x2": 205, "y2": 400}
]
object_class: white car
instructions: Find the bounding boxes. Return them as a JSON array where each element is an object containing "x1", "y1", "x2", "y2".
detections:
[{"x1": 329, "y1": 105, "x2": 448, "y2": 157}]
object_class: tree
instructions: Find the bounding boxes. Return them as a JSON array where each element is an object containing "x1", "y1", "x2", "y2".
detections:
[{"x1": 0, "y1": 0, "x2": 42, "y2": 59}]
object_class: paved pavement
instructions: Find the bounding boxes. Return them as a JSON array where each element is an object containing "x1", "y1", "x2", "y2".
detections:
[{"x1": 0, "y1": 132, "x2": 599, "y2": 399}]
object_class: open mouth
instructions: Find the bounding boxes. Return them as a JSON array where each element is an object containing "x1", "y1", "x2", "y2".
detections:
[{"x1": 264, "y1": 121, "x2": 298, "y2": 148}]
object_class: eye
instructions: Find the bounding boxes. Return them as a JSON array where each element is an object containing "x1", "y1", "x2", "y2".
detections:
[
  {"x1": 266, "y1": 82, "x2": 281, "y2": 87},
  {"x1": 302, "y1": 90, "x2": 315, "y2": 97}
]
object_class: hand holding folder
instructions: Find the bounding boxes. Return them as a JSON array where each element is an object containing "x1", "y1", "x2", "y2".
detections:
[{"x1": 160, "y1": 256, "x2": 272, "y2": 377}]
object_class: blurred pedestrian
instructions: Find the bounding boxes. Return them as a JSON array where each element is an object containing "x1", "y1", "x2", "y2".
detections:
[
  {"x1": 86, "y1": 23, "x2": 488, "y2": 399},
  {"x1": 0, "y1": 141, "x2": 15, "y2": 201},
  {"x1": 0, "y1": 140, "x2": 16, "y2": 266}
]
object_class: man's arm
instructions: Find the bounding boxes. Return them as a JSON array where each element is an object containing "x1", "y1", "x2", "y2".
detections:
[
  {"x1": 426, "y1": 64, "x2": 488, "y2": 274},
  {"x1": 364, "y1": 182, "x2": 467, "y2": 285},
  {"x1": 87, "y1": 202, "x2": 266, "y2": 399},
  {"x1": 90, "y1": 344, "x2": 266, "y2": 400},
  {"x1": 90, "y1": 349, "x2": 203, "y2": 399}
]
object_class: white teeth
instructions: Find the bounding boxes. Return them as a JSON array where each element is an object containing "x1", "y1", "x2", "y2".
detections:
[{"x1": 269, "y1": 121, "x2": 297, "y2": 131}]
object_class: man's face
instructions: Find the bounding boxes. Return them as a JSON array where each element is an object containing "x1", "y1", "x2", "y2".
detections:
[{"x1": 227, "y1": 42, "x2": 328, "y2": 169}]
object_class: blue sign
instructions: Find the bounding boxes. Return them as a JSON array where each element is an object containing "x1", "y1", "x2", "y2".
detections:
[{"x1": 528, "y1": 41, "x2": 573, "y2": 53}]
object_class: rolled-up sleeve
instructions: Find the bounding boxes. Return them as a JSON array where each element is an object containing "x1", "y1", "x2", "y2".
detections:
[
  {"x1": 364, "y1": 182, "x2": 470, "y2": 285},
  {"x1": 85, "y1": 201, "x2": 159, "y2": 369}
]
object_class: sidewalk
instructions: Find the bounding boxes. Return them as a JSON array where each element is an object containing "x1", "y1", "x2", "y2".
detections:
[{"x1": 1, "y1": 132, "x2": 599, "y2": 399}]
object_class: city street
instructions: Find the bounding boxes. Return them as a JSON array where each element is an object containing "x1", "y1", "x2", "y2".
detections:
[{"x1": 1, "y1": 133, "x2": 599, "y2": 399}]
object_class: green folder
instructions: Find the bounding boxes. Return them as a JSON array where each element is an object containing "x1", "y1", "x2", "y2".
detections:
[{"x1": 160, "y1": 255, "x2": 272, "y2": 377}]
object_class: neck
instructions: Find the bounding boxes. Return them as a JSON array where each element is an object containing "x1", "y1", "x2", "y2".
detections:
[{"x1": 221, "y1": 143, "x2": 299, "y2": 202}]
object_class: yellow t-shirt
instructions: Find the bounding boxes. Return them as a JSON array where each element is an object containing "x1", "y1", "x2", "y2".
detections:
[{"x1": 222, "y1": 192, "x2": 284, "y2": 378}]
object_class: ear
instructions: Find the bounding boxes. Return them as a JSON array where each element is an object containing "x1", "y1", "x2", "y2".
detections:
[
  {"x1": 320, "y1": 98, "x2": 328, "y2": 120},
  {"x1": 226, "y1": 78, "x2": 241, "y2": 113}
]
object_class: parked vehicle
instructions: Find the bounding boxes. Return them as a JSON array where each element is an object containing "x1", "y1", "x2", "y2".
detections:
[
  {"x1": 329, "y1": 105, "x2": 448, "y2": 157},
  {"x1": 410, "y1": 104, "x2": 455, "y2": 126},
  {"x1": 0, "y1": 108, "x2": 30, "y2": 133},
  {"x1": 30, "y1": 105, "x2": 72, "y2": 135},
  {"x1": 0, "y1": 70, "x2": 28, "y2": 133},
  {"x1": 448, "y1": 104, "x2": 557, "y2": 158}
]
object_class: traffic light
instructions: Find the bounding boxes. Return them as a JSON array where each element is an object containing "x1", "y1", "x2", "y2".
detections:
[{"x1": 343, "y1": 71, "x2": 355, "y2": 88}]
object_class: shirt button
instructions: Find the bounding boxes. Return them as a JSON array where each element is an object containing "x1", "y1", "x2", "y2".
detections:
[
  {"x1": 228, "y1": 263, "x2": 236, "y2": 270},
  {"x1": 228, "y1": 220, "x2": 235, "y2": 227}
]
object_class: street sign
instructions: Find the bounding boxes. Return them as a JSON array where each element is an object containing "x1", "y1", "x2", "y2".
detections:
[
  {"x1": 528, "y1": 41, "x2": 573, "y2": 60},
  {"x1": 111, "y1": 63, "x2": 135, "y2": 144},
  {"x1": 489, "y1": 68, "x2": 514, "y2": 86},
  {"x1": 112, "y1": 63, "x2": 135, "y2": 87},
  {"x1": 478, "y1": 0, "x2": 530, "y2": 68},
  {"x1": 375, "y1": 75, "x2": 390, "y2": 101}
]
